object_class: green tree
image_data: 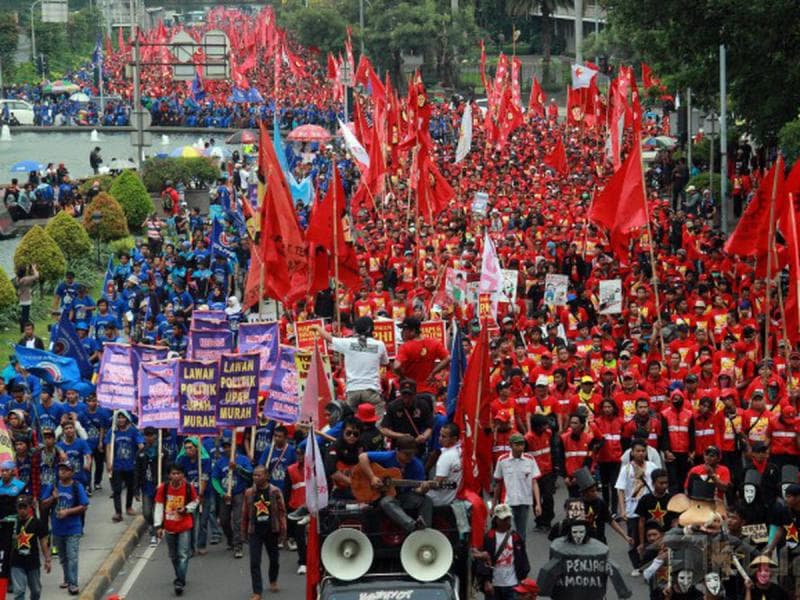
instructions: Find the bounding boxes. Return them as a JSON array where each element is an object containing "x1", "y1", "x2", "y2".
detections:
[
  {"x1": 13, "y1": 225, "x2": 66, "y2": 285},
  {"x1": 83, "y1": 192, "x2": 129, "y2": 241},
  {"x1": 779, "y1": 118, "x2": 800, "y2": 166},
  {"x1": 109, "y1": 170, "x2": 154, "y2": 232},
  {"x1": 279, "y1": 1, "x2": 348, "y2": 57},
  {"x1": 505, "y1": 0, "x2": 571, "y2": 84},
  {"x1": 0, "y1": 268, "x2": 16, "y2": 312},
  {"x1": 45, "y1": 211, "x2": 92, "y2": 261},
  {"x1": 0, "y1": 13, "x2": 18, "y2": 75}
]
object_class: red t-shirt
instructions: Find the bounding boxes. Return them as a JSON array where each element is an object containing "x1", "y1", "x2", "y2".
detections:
[
  {"x1": 397, "y1": 337, "x2": 449, "y2": 394},
  {"x1": 155, "y1": 481, "x2": 197, "y2": 533},
  {"x1": 684, "y1": 464, "x2": 731, "y2": 498}
]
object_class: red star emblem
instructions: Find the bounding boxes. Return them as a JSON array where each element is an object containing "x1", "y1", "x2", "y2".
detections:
[
  {"x1": 575, "y1": 67, "x2": 583, "y2": 78},
  {"x1": 649, "y1": 502, "x2": 667, "y2": 524},
  {"x1": 255, "y1": 499, "x2": 270, "y2": 516},
  {"x1": 786, "y1": 522, "x2": 799, "y2": 544},
  {"x1": 16, "y1": 529, "x2": 33, "y2": 550}
]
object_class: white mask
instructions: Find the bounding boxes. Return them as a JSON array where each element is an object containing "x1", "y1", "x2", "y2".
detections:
[
  {"x1": 783, "y1": 483, "x2": 791, "y2": 499},
  {"x1": 704, "y1": 572, "x2": 722, "y2": 596},
  {"x1": 743, "y1": 484, "x2": 756, "y2": 504},
  {"x1": 677, "y1": 570, "x2": 694, "y2": 593},
  {"x1": 570, "y1": 525, "x2": 587, "y2": 545}
]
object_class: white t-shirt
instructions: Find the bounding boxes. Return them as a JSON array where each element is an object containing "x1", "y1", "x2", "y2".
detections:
[
  {"x1": 614, "y1": 460, "x2": 658, "y2": 515},
  {"x1": 428, "y1": 443, "x2": 462, "y2": 506},
  {"x1": 493, "y1": 453, "x2": 541, "y2": 506},
  {"x1": 492, "y1": 533, "x2": 518, "y2": 587},
  {"x1": 330, "y1": 336, "x2": 389, "y2": 392}
]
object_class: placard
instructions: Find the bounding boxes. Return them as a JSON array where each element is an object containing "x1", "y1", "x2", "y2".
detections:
[
  {"x1": 189, "y1": 329, "x2": 233, "y2": 362},
  {"x1": 419, "y1": 320, "x2": 446, "y2": 347},
  {"x1": 372, "y1": 320, "x2": 397, "y2": 358},
  {"x1": 445, "y1": 268, "x2": 468, "y2": 305},
  {"x1": 178, "y1": 359, "x2": 219, "y2": 435},
  {"x1": 544, "y1": 274, "x2": 569, "y2": 307},
  {"x1": 238, "y1": 322, "x2": 280, "y2": 392},
  {"x1": 263, "y1": 345, "x2": 300, "y2": 424},
  {"x1": 139, "y1": 360, "x2": 179, "y2": 429},
  {"x1": 96, "y1": 343, "x2": 136, "y2": 412},
  {"x1": 471, "y1": 191, "x2": 489, "y2": 216},
  {"x1": 216, "y1": 353, "x2": 260, "y2": 427},
  {"x1": 295, "y1": 318, "x2": 327, "y2": 353},
  {"x1": 495, "y1": 269, "x2": 519, "y2": 305},
  {"x1": 598, "y1": 279, "x2": 623, "y2": 314}
]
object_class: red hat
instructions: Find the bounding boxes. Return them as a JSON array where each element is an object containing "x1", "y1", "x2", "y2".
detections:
[
  {"x1": 355, "y1": 403, "x2": 379, "y2": 424},
  {"x1": 513, "y1": 579, "x2": 540, "y2": 595},
  {"x1": 783, "y1": 405, "x2": 797, "y2": 421}
]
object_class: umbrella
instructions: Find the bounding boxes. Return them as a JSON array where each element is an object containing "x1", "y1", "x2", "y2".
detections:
[
  {"x1": 642, "y1": 135, "x2": 678, "y2": 149},
  {"x1": 108, "y1": 158, "x2": 137, "y2": 170},
  {"x1": 69, "y1": 92, "x2": 91, "y2": 103},
  {"x1": 43, "y1": 80, "x2": 80, "y2": 94},
  {"x1": 9, "y1": 160, "x2": 44, "y2": 174},
  {"x1": 170, "y1": 146, "x2": 203, "y2": 158},
  {"x1": 225, "y1": 129, "x2": 257, "y2": 144},
  {"x1": 287, "y1": 124, "x2": 332, "y2": 143}
]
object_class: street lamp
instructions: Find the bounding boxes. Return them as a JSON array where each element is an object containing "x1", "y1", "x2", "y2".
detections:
[
  {"x1": 30, "y1": 0, "x2": 42, "y2": 63},
  {"x1": 91, "y1": 211, "x2": 103, "y2": 266}
]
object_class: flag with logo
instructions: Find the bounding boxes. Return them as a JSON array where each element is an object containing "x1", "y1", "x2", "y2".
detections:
[
  {"x1": 15, "y1": 346, "x2": 81, "y2": 384},
  {"x1": 571, "y1": 63, "x2": 598, "y2": 89},
  {"x1": 52, "y1": 310, "x2": 93, "y2": 379},
  {"x1": 454, "y1": 104, "x2": 473, "y2": 164}
]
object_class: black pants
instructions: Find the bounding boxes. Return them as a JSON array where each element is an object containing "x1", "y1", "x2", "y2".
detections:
[
  {"x1": 626, "y1": 516, "x2": 641, "y2": 569},
  {"x1": 536, "y1": 472, "x2": 556, "y2": 528},
  {"x1": 288, "y1": 519, "x2": 306, "y2": 566},
  {"x1": 666, "y1": 453, "x2": 690, "y2": 494},
  {"x1": 92, "y1": 448, "x2": 105, "y2": 487},
  {"x1": 249, "y1": 530, "x2": 280, "y2": 593},
  {"x1": 19, "y1": 305, "x2": 30, "y2": 333},
  {"x1": 722, "y1": 451, "x2": 743, "y2": 505},
  {"x1": 598, "y1": 462, "x2": 621, "y2": 515},
  {"x1": 111, "y1": 469, "x2": 136, "y2": 515}
]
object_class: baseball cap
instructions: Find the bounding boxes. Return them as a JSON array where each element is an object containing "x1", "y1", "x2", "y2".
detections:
[
  {"x1": 509, "y1": 432, "x2": 525, "y2": 444},
  {"x1": 58, "y1": 461, "x2": 73, "y2": 470},
  {"x1": 535, "y1": 375, "x2": 549, "y2": 387},
  {"x1": 493, "y1": 503, "x2": 512, "y2": 519},
  {"x1": 399, "y1": 379, "x2": 417, "y2": 394},
  {"x1": 513, "y1": 579, "x2": 540, "y2": 595},
  {"x1": 580, "y1": 375, "x2": 594, "y2": 384},
  {"x1": 399, "y1": 317, "x2": 421, "y2": 331}
]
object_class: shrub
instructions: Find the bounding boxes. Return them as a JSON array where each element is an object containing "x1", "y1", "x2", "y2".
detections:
[
  {"x1": 45, "y1": 211, "x2": 92, "y2": 261},
  {"x1": 108, "y1": 236, "x2": 136, "y2": 257},
  {"x1": 109, "y1": 170, "x2": 154, "y2": 233},
  {"x1": 779, "y1": 117, "x2": 800, "y2": 166},
  {"x1": 77, "y1": 174, "x2": 116, "y2": 195},
  {"x1": 13, "y1": 225, "x2": 66, "y2": 285},
  {"x1": 83, "y1": 192, "x2": 129, "y2": 241},
  {"x1": 0, "y1": 268, "x2": 16, "y2": 311},
  {"x1": 686, "y1": 172, "x2": 722, "y2": 201},
  {"x1": 141, "y1": 157, "x2": 219, "y2": 192}
]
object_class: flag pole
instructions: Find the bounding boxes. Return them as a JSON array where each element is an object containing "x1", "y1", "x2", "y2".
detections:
[
  {"x1": 789, "y1": 193, "x2": 800, "y2": 345},
  {"x1": 763, "y1": 156, "x2": 782, "y2": 362},
  {"x1": 332, "y1": 160, "x2": 342, "y2": 332},
  {"x1": 156, "y1": 428, "x2": 163, "y2": 488},
  {"x1": 196, "y1": 436, "x2": 203, "y2": 516},
  {"x1": 226, "y1": 429, "x2": 237, "y2": 497}
]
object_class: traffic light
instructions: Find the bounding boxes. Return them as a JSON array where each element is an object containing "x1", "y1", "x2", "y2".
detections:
[{"x1": 36, "y1": 54, "x2": 48, "y2": 77}]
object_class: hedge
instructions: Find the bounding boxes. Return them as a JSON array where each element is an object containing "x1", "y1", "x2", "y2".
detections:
[
  {"x1": 141, "y1": 157, "x2": 219, "y2": 192},
  {"x1": 13, "y1": 225, "x2": 67, "y2": 285},
  {"x1": 109, "y1": 170, "x2": 154, "y2": 232},
  {"x1": 78, "y1": 174, "x2": 116, "y2": 195},
  {"x1": 45, "y1": 211, "x2": 92, "y2": 261},
  {"x1": 0, "y1": 269, "x2": 16, "y2": 311},
  {"x1": 108, "y1": 236, "x2": 136, "y2": 257},
  {"x1": 685, "y1": 172, "x2": 722, "y2": 202},
  {"x1": 83, "y1": 192, "x2": 130, "y2": 241}
]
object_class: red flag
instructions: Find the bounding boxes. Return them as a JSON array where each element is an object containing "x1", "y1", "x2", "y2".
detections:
[
  {"x1": 117, "y1": 26, "x2": 126, "y2": 52},
  {"x1": 479, "y1": 40, "x2": 490, "y2": 97},
  {"x1": 589, "y1": 142, "x2": 648, "y2": 258},
  {"x1": 104, "y1": 34, "x2": 112, "y2": 58},
  {"x1": 510, "y1": 57, "x2": 522, "y2": 110},
  {"x1": 415, "y1": 146, "x2": 455, "y2": 220},
  {"x1": 258, "y1": 122, "x2": 308, "y2": 304},
  {"x1": 641, "y1": 63, "x2": 654, "y2": 88},
  {"x1": 787, "y1": 159, "x2": 800, "y2": 196},
  {"x1": 608, "y1": 78, "x2": 628, "y2": 170},
  {"x1": 544, "y1": 136, "x2": 568, "y2": 176},
  {"x1": 306, "y1": 516, "x2": 321, "y2": 600},
  {"x1": 344, "y1": 27, "x2": 355, "y2": 78},
  {"x1": 326, "y1": 52, "x2": 338, "y2": 81},
  {"x1": 725, "y1": 158, "x2": 785, "y2": 256},
  {"x1": 782, "y1": 192, "x2": 800, "y2": 343},
  {"x1": 527, "y1": 77, "x2": 545, "y2": 117},
  {"x1": 495, "y1": 85, "x2": 523, "y2": 150},
  {"x1": 455, "y1": 326, "x2": 492, "y2": 495},
  {"x1": 242, "y1": 246, "x2": 263, "y2": 310},
  {"x1": 566, "y1": 86, "x2": 585, "y2": 126},
  {"x1": 300, "y1": 341, "x2": 332, "y2": 425}
]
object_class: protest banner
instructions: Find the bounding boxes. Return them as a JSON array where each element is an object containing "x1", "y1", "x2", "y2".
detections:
[
  {"x1": 238, "y1": 321, "x2": 280, "y2": 392},
  {"x1": 478, "y1": 293, "x2": 494, "y2": 322},
  {"x1": 263, "y1": 345, "x2": 300, "y2": 424},
  {"x1": 130, "y1": 344, "x2": 169, "y2": 390},
  {"x1": 544, "y1": 274, "x2": 569, "y2": 307},
  {"x1": 217, "y1": 352, "x2": 260, "y2": 428},
  {"x1": 295, "y1": 318, "x2": 327, "y2": 353},
  {"x1": 495, "y1": 269, "x2": 519, "y2": 305},
  {"x1": 598, "y1": 279, "x2": 623, "y2": 314},
  {"x1": 190, "y1": 317, "x2": 229, "y2": 331},
  {"x1": 445, "y1": 268, "x2": 468, "y2": 305},
  {"x1": 420, "y1": 320, "x2": 447, "y2": 347},
  {"x1": 96, "y1": 343, "x2": 137, "y2": 412},
  {"x1": 189, "y1": 328, "x2": 233, "y2": 362},
  {"x1": 192, "y1": 310, "x2": 227, "y2": 322},
  {"x1": 138, "y1": 360, "x2": 179, "y2": 429},
  {"x1": 471, "y1": 191, "x2": 489, "y2": 216},
  {"x1": 178, "y1": 359, "x2": 219, "y2": 436},
  {"x1": 372, "y1": 319, "x2": 397, "y2": 357}
]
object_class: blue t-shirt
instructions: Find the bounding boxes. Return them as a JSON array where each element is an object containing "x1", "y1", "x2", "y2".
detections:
[
  {"x1": 103, "y1": 427, "x2": 143, "y2": 472},
  {"x1": 258, "y1": 443, "x2": 297, "y2": 493},
  {"x1": 71, "y1": 296, "x2": 95, "y2": 322},
  {"x1": 0, "y1": 478, "x2": 25, "y2": 498},
  {"x1": 91, "y1": 313, "x2": 121, "y2": 340},
  {"x1": 57, "y1": 438, "x2": 92, "y2": 485},
  {"x1": 55, "y1": 281, "x2": 79, "y2": 309},
  {"x1": 36, "y1": 401, "x2": 65, "y2": 432},
  {"x1": 41, "y1": 481, "x2": 89, "y2": 536},
  {"x1": 365, "y1": 451, "x2": 426, "y2": 481},
  {"x1": 175, "y1": 454, "x2": 212, "y2": 497},
  {"x1": 212, "y1": 454, "x2": 252, "y2": 496}
]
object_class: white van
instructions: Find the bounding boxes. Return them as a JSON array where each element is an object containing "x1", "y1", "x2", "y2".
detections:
[{"x1": 0, "y1": 99, "x2": 35, "y2": 125}]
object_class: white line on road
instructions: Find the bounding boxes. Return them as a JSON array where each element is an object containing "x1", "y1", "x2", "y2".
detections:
[{"x1": 117, "y1": 542, "x2": 159, "y2": 598}]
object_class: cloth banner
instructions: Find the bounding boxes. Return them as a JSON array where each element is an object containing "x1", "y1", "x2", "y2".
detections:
[
  {"x1": 138, "y1": 360, "x2": 179, "y2": 428},
  {"x1": 216, "y1": 352, "x2": 260, "y2": 427},
  {"x1": 189, "y1": 329, "x2": 233, "y2": 361},
  {"x1": 263, "y1": 345, "x2": 300, "y2": 424},
  {"x1": 96, "y1": 343, "x2": 136, "y2": 412},
  {"x1": 178, "y1": 359, "x2": 219, "y2": 435},
  {"x1": 238, "y1": 322, "x2": 280, "y2": 393}
]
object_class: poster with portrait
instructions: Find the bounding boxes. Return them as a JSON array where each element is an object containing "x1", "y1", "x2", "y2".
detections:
[
  {"x1": 598, "y1": 279, "x2": 623, "y2": 314},
  {"x1": 544, "y1": 274, "x2": 569, "y2": 307}
]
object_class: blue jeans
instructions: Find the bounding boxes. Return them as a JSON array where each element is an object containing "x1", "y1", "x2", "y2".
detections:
[
  {"x1": 511, "y1": 504, "x2": 529, "y2": 542},
  {"x1": 165, "y1": 529, "x2": 192, "y2": 586},
  {"x1": 194, "y1": 495, "x2": 221, "y2": 550},
  {"x1": 53, "y1": 534, "x2": 80, "y2": 587},
  {"x1": 11, "y1": 566, "x2": 42, "y2": 600}
]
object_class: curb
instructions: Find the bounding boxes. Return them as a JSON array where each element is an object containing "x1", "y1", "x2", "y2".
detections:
[{"x1": 79, "y1": 516, "x2": 148, "y2": 600}]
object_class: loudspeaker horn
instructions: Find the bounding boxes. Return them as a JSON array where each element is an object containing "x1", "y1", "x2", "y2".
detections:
[
  {"x1": 400, "y1": 529, "x2": 453, "y2": 582},
  {"x1": 321, "y1": 527, "x2": 374, "y2": 581}
]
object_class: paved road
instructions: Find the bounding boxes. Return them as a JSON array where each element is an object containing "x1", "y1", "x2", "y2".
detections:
[{"x1": 110, "y1": 483, "x2": 650, "y2": 600}]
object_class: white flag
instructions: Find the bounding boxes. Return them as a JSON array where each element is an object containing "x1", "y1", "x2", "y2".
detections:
[
  {"x1": 571, "y1": 64, "x2": 598, "y2": 89},
  {"x1": 454, "y1": 104, "x2": 473, "y2": 164},
  {"x1": 304, "y1": 429, "x2": 329, "y2": 514},
  {"x1": 337, "y1": 117, "x2": 370, "y2": 168},
  {"x1": 479, "y1": 233, "x2": 502, "y2": 295}
]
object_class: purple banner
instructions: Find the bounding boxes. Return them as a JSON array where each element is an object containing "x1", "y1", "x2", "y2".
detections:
[
  {"x1": 138, "y1": 360, "x2": 179, "y2": 428},
  {"x1": 217, "y1": 353, "x2": 260, "y2": 428},
  {"x1": 192, "y1": 310, "x2": 227, "y2": 322},
  {"x1": 96, "y1": 343, "x2": 136, "y2": 412},
  {"x1": 190, "y1": 318, "x2": 228, "y2": 331},
  {"x1": 130, "y1": 344, "x2": 169, "y2": 393},
  {"x1": 263, "y1": 345, "x2": 299, "y2": 424},
  {"x1": 189, "y1": 329, "x2": 232, "y2": 361},
  {"x1": 238, "y1": 322, "x2": 279, "y2": 393},
  {"x1": 178, "y1": 359, "x2": 219, "y2": 436}
]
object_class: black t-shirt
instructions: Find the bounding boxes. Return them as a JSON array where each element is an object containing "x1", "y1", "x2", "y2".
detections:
[
  {"x1": 359, "y1": 426, "x2": 385, "y2": 452},
  {"x1": 381, "y1": 398, "x2": 432, "y2": 438},
  {"x1": 11, "y1": 516, "x2": 47, "y2": 570},
  {"x1": 749, "y1": 583, "x2": 788, "y2": 600},
  {"x1": 773, "y1": 503, "x2": 800, "y2": 555},
  {"x1": 252, "y1": 488, "x2": 272, "y2": 537},
  {"x1": 635, "y1": 492, "x2": 679, "y2": 530}
]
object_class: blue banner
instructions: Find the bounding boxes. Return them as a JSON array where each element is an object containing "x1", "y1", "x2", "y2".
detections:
[
  {"x1": 263, "y1": 345, "x2": 299, "y2": 424},
  {"x1": 139, "y1": 360, "x2": 179, "y2": 429},
  {"x1": 238, "y1": 322, "x2": 279, "y2": 393},
  {"x1": 178, "y1": 359, "x2": 218, "y2": 435},
  {"x1": 95, "y1": 343, "x2": 136, "y2": 411},
  {"x1": 52, "y1": 310, "x2": 93, "y2": 379},
  {"x1": 211, "y1": 218, "x2": 238, "y2": 262},
  {"x1": 14, "y1": 345, "x2": 81, "y2": 385}
]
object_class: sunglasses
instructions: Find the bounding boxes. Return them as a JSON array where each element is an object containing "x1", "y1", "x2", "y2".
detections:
[{"x1": 344, "y1": 430, "x2": 359, "y2": 437}]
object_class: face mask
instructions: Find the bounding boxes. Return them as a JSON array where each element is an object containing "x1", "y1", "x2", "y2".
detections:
[
  {"x1": 676, "y1": 570, "x2": 694, "y2": 593},
  {"x1": 783, "y1": 483, "x2": 791, "y2": 499},
  {"x1": 743, "y1": 485, "x2": 756, "y2": 504},
  {"x1": 569, "y1": 525, "x2": 586, "y2": 545},
  {"x1": 704, "y1": 572, "x2": 721, "y2": 596}
]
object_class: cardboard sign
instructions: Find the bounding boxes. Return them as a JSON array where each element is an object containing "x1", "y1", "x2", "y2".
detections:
[
  {"x1": 544, "y1": 274, "x2": 569, "y2": 307},
  {"x1": 598, "y1": 279, "x2": 623, "y2": 314},
  {"x1": 741, "y1": 523, "x2": 768, "y2": 543},
  {"x1": 471, "y1": 191, "x2": 489, "y2": 215},
  {"x1": 494, "y1": 268, "x2": 519, "y2": 305},
  {"x1": 295, "y1": 318, "x2": 327, "y2": 353},
  {"x1": 419, "y1": 320, "x2": 446, "y2": 347},
  {"x1": 372, "y1": 319, "x2": 397, "y2": 358},
  {"x1": 478, "y1": 293, "x2": 494, "y2": 320}
]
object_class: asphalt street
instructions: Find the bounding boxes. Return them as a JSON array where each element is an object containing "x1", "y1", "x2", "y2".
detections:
[{"x1": 109, "y1": 484, "x2": 649, "y2": 600}]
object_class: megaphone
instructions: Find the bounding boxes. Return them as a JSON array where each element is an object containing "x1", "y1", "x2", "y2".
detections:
[
  {"x1": 321, "y1": 527, "x2": 374, "y2": 581},
  {"x1": 400, "y1": 529, "x2": 453, "y2": 582}
]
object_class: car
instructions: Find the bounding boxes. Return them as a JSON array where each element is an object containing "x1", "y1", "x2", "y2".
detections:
[{"x1": 0, "y1": 99, "x2": 35, "y2": 125}]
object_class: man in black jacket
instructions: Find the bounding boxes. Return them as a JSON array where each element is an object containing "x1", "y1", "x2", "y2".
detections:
[{"x1": 474, "y1": 503, "x2": 530, "y2": 600}]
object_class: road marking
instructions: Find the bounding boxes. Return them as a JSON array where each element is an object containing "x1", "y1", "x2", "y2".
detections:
[{"x1": 117, "y1": 541, "x2": 159, "y2": 597}]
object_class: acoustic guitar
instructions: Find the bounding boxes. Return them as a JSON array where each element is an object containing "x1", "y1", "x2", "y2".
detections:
[{"x1": 351, "y1": 462, "x2": 457, "y2": 503}]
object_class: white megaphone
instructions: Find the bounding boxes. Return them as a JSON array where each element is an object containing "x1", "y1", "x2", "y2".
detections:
[
  {"x1": 400, "y1": 529, "x2": 453, "y2": 582},
  {"x1": 321, "y1": 528, "x2": 374, "y2": 581}
]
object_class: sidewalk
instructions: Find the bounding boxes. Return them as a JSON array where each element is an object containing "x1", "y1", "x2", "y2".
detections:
[{"x1": 38, "y1": 483, "x2": 140, "y2": 597}]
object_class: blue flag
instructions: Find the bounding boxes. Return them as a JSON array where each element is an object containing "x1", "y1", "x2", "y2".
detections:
[
  {"x1": 192, "y1": 71, "x2": 206, "y2": 102},
  {"x1": 15, "y1": 346, "x2": 81, "y2": 385},
  {"x1": 446, "y1": 325, "x2": 467, "y2": 421},
  {"x1": 92, "y1": 33, "x2": 103, "y2": 66},
  {"x1": 272, "y1": 112, "x2": 314, "y2": 204},
  {"x1": 102, "y1": 255, "x2": 114, "y2": 294},
  {"x1": 211, "y1": 218, "x2": 237, "y2": 262},
  {"x1": 52, "y1": 311, "x2": 93, "y2": 379}
]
